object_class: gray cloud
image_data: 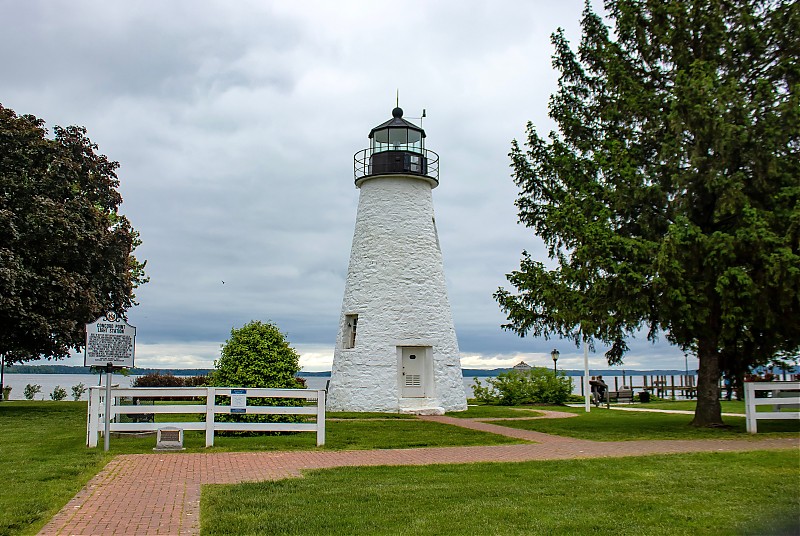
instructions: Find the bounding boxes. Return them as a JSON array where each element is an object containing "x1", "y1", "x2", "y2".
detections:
[{"x1": 2, "y1": 0, "x2": 688, "y2": 371}]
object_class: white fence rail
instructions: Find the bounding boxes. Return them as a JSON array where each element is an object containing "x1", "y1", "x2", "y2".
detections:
[
  {"x1": 86, "y1": 386, "x2": 326, "y2": 447},
  {"x1": 744, "y1": 381, "x2": 800, "y2": 433}
]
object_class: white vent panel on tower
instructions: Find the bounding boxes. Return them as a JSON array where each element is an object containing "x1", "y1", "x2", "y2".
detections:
[{"x1": 405, "y1": 374, "x2": 421, "y2": 387}]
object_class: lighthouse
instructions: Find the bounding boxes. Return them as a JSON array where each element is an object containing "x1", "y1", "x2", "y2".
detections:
[{"x1": 327, "y1": 107, "x2": 467, "y2": 414}]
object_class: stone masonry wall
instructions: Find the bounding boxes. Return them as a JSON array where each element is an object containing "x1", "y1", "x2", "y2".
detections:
[{"x1": 328, "y1": 175, "x2": 467, "y2": 412}]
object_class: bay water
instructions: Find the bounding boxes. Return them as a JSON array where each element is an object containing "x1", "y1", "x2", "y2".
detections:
[{"x1": 1, "y1": 373, "x2": 687, "y2": 401}]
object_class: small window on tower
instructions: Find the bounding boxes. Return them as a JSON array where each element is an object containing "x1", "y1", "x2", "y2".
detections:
[{"x1": 343, "y1": 314, "x2": 358, "y2": 349}]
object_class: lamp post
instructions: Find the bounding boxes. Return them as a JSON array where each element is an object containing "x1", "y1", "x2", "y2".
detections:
[{"x1": 551, "y1": 349, "x2": 560, "y2": 374}]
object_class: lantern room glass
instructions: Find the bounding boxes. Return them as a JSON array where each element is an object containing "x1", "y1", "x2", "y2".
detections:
[{"x1": 372, "y1": 127, "x2": 424, "y2": 154}]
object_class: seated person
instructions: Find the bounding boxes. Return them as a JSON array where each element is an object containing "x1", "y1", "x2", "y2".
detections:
[{"x1": 590, "y1": 376, "x2": 608, "y2": 402}]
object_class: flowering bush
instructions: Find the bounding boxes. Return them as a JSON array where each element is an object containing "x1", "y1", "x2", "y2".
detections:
[
  {"x1": 71, "y1": 383, "x2": 87, "y2": 401},
  {"x1": 24, "y1": 384, "x2": 41, "y2": 400},
  {"x1": 50, "y1": 385, "x2": 67, "y2": 401}
]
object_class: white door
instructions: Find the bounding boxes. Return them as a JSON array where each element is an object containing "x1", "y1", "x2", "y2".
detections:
[{"x1": 401, "y1": 347, "x2": 425, "y2": 398}]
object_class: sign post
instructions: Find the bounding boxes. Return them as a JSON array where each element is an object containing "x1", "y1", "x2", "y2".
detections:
[
  {"x1": 84, "y1": 313, "x2": 136, "y2": 451},
  {"x1": 103, "y1": 363, "x2": 113, "y2": 451},
  {"x1": 583, "y1": 339, "x2": 591, "y2": 413}
]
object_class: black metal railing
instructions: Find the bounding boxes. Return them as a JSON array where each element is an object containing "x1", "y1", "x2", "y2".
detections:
[{"x1": 354, "y1": 148, "x2": 439, "y2": 184}]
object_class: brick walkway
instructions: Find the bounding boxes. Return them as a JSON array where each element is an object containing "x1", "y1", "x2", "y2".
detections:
[{"x1": 39, "y1": 412, "x2": 799, "y2": 536}]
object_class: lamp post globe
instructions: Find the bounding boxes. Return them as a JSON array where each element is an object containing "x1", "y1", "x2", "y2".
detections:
[{"x1": 551, "y1": 349, "x2": 560, "y2": 374}]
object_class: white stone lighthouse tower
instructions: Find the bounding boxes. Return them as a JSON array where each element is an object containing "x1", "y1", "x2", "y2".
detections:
[{"x1": 327, "y1": 107, "x2": 467, "y2": 414}]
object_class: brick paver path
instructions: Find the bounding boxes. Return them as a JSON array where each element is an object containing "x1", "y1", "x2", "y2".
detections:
[{"x1": 39, "y1": 412, "x2": 799, "y2": 535}]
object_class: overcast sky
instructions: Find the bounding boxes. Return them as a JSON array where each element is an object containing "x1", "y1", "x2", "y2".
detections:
[{"x1": 2, "y1": 0, "x2": 691, "y2": 372}]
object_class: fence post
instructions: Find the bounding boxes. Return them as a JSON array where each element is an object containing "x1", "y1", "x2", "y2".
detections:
[
  {"x1": 87, "y1": 387, "x2": 100, "y2": 447},
  {"x1": 86, "y1": 388, "x2": 92, "y2": 447},
  {"x1": 206, "y1": 387, "x2": 215, "y2": 447},
  {"x1": 316, "y1": 390, "x2": 326, "y2": 446},
  {"x1": 745, "y1": 382, "x2": 756, "y2": 433}
]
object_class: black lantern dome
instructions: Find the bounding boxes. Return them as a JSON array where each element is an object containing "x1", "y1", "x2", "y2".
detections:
[{"x1": 354, "y1": 107, "x2": 439, "y2": 186}]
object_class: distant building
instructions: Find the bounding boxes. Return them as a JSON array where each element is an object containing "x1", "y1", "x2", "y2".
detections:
[{"x1": 513, "y1": 361, "x2": 532, "y2": 372}]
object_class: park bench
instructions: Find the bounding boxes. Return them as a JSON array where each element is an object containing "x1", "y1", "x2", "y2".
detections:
[{"x1": 608, "y1": 388, "x2": 634, "y2": 403}]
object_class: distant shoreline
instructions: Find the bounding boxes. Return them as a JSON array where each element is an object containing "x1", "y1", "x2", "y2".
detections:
[{"x1": 3, "y1": 363, "x2": 701, "y2": 377}]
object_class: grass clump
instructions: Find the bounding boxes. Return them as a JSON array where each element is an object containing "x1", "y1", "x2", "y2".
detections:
[{"x1": 201, "y1": 450, "x2": 800, "y2": 535}]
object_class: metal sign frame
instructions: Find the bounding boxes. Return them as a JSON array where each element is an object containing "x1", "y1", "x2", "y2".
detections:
[{"x1": 84, "y1": 313, "x2": 136, "y2": 368}]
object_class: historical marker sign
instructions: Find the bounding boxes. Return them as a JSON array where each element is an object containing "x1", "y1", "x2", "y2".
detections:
[{"x1": 84, "y1": 314, "x2": 136, "y2": 368}]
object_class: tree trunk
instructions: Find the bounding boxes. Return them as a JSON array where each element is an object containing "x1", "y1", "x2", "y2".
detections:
[
  {"x1": 734, "y1": 369, "x2": 745, "y2": 401},
  {"x1": 691, "y1": 339, "x2": 724, "y2": 427}
]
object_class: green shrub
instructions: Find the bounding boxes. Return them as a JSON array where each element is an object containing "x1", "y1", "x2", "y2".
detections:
[
  {"x1": 49, "y1": 386, "x2": 67, "y2": 401},
  {"x1": 211, "y1": 320, "x2": 303, "y2": 429},
  {"x1": 70, "y1": 383, "x2": 87, "y2": 401},
  {"x1": 473, "y1": 368, "x2": 572, "y2": 405},
  {"x1": 24, "y1": 384, "x2": 42, "y2": 400}
]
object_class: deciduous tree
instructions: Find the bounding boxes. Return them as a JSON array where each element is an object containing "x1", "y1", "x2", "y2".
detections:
[
  {"x1": 0, "y1": 104, "x2": 147, "y2": 365},
  {"x1": 495, "y1": 1, "x2": 799, "y2": 426}
]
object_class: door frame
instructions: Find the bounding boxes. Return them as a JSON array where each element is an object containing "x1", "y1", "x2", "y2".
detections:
[{"x1": 397, "y1": 346, "x2": 432, "y2": 398}]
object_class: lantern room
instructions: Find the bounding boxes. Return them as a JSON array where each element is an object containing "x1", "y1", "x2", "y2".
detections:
[
  {"x1": 354, "y1": 107, "x2": 439, "y2": 186},
  {"x1": 370, "y1": 107, "x2": 425, "y2": 154}
]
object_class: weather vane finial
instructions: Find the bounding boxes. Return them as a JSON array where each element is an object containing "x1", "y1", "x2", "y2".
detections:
[{"x1": 396, "y1": 89, "x2": 399, "y2": 108}]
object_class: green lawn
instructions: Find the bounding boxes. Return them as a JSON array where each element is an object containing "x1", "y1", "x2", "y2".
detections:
[
  {"x1": 0, "y1": 402, "x2": 112, "y2": 536},
  {"x1": 103, "y1": 417, "x2": 522, "y2": 454},
  {"x1": 3, "y1": 401, "x2": 798, "y2": 535},
  {"x1": 633, "y1": 399, "x2": 746, "y2": 413},
  {"x1": 327, "y1": 411, "x2": 417, "y2": 419},
  {"x1": 0, "y1": 402, "x2": 520, "y2": 535},
  {"x1": 603, "y1": 398, "x2": 796, "y2": 414},
  {"x1": 201, "y1": 450, "x2": 800, "y2": 536},
  {"x1": 488, "y1": 405, "x2": 800, "y2": 441},
  {"x1": 447, "y1": 405, "x2": 543, "y2": 419}
]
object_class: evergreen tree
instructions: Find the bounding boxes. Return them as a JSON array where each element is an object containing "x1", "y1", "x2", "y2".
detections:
[{"x1": 495, "y1": 0, "x2": 799, "y2": 426}]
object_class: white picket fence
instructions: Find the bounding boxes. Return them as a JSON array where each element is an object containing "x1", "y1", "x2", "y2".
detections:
[
  {"x1": 744, "y1": 381, "x2": 800, "y2": 433},
  {"x1": 86, "y1": 386, "x2": 326, "y2": 447}
]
